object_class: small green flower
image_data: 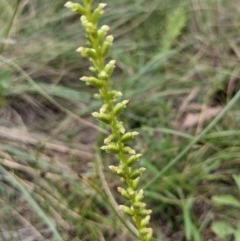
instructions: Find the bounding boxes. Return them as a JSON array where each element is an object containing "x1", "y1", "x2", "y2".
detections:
[
  {"x1": 64, "y1": 1, "x2": 85, "y2": 14},
  {"x1": 121, "y1": 131, "x2": 140, "y2": 143}
]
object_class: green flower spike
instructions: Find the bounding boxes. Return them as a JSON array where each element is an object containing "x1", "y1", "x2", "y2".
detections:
[{"x1": 65, "y1": 1, "x2": 153, "y2": 241}]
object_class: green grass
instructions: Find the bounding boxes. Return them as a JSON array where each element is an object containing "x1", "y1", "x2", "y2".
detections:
[{"x1": 0, "y1": 0, "x2": 240, "y2": 240}]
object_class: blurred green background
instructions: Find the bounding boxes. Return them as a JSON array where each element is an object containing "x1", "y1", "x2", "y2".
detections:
[{"x1": 0, "y1": 0, "x2": 240, "y2": 240}]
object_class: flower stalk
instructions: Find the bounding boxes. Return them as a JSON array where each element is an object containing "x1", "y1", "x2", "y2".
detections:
[{"x1": 65, "y1": 1, "x2": 153, "y2": 240}]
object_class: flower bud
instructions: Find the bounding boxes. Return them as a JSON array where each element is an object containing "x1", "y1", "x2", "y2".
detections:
[
  {"x1": 140, "y1": 215, "x2": 150, "y2": 227},
  {"x1": 108, "y1": 165, "x2": 124, "y2": 177},
  {"x1": 80, "y1": 15, "x2": 88, "y2": 27},
  {"x1": 130, "y1": 167, "x2": 145, "y2": 179},
  {"x1": 113, "y1": 100, "x2": 128, "y2": 116},
  {"x1": 135, "y1": 189, "x2": 144, "y2": 202},
  {"x1": 98, "y1": 70, "x2": 108, "y2": 80},
  {"x1": 97, "y1": 25, "x2": 110, "y2": 42},
  {"x1": 126, "y1": 187, "x2": 135, "y2": 198},
  {"x1": 64, "y1": 1, "x2": 85, "y2": 15},
  {"x1": 119, "y1": 205, "x2": 133, "y2": 216},
  {"x1": 76, "y1": 47, "x2": 96, "y2": 59},
  {"x1": 92, "y1": 3, "x2": 107, "y2": 23},
  {"x1": 104, "y1": 60, "x2": 116, "y2": 76},
  {"x1": 92, "y1": 112, "x2": 112, "y2": 124},
  {"x1": 123, "y1": 146, "x2": 136, "y2": 155},
  {"x1": 80, "y1": 76, "x2": 103, "y2": 88},
  {"x1": 126, "y1": 154, "x2": 142, "y2": 166},
  {"x1": 99, "y1": 104, "x2": 108, "y2": 113},
  {"x1": 132, "y1": 177, "x2": 139, "y2": 190},
  {"x1": 101, "y1": 35, "x2": 114, "y2": 56},
  {"x1": 89, "y1": 66, "x2": 97, "y2": 73},
  {"x1": 108, "y1": 165, "x2": 118, "y2": 173},
  {"x1": 117, "y1": 187, "x2": 129, "y2": 199},
  {"x1": 139, "y1": 227, "x2": 152, "y2": 236},
  {"x1": 76, "y1": 46, "x2": 87, "y2": 57},
  {"x1": 138, "y1": 208, "x2": 152, "y2": 217},
  {"x1": 144, "y1": 229, "x2": 153, "y2": 241},
  {"x1": 133, "y1": 201, "x2": 146, "y2": 209},
  {"x1": 101, "y1": 143, "x2": 120, "y2": 153},
  {"x1": 121, "y1": 131, "x2": 139, "y2": 143},
  {"x1": 116, "y1": 121, "x2": 125, "y2": 134},
  {"x1": 80, "y1": 16, "x2": 96, "y2": 33},
  {"x1": 104, "y1": 134, "x2": 115, "y2": 144},
  {"x1": 109, "y1": 90, "x2": 122, "y2": 101},
  {"x1": 99, "y1": 3, "x2": 107, "y2": 9}
]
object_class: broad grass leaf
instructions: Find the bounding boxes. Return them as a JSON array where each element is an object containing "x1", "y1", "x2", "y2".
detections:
[
  {"x1": 211, "y1": 221, "x2": 234, "y2": 239},
  {"x1": 212, "y1": 194, "x2": 240, "y2": 208}
]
